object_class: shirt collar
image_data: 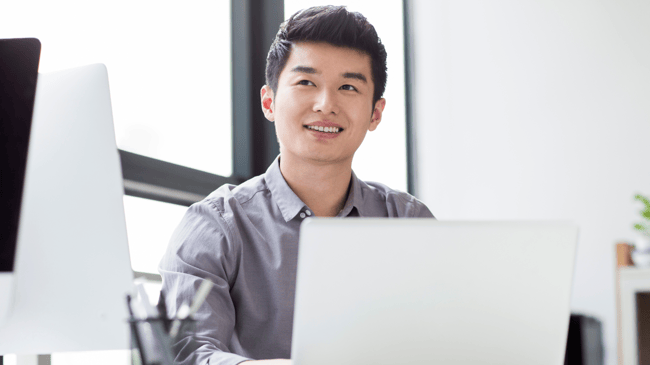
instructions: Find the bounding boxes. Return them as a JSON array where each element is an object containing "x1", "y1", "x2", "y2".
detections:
[
  {"x1": 337, "y1": 170, "x2": 365, "y2": 217},
  {"x1": 264, "y1": 155, "x2": 308, "y2": 222},
  {"x1": 265, "y1": 155, "x2": 367, "y2": 220}
]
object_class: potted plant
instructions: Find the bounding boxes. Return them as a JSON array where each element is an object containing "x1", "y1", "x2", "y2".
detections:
[{"x1": 632, "y1": 194, "x2": 650, "y2": 267}]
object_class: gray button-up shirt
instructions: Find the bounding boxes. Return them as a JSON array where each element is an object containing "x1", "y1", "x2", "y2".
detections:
[{"x1": 159, "y1": 156, "x2": 434, "y2": 365}]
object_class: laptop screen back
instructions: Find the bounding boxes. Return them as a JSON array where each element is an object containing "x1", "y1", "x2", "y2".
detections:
[{"x1": 293, "y1": 219, "x2": 578, "y2": 365}]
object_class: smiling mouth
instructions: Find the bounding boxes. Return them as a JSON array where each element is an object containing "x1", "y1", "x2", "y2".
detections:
[{"x1": 304, "y1": 125, "x2": 344, "y2": 134}]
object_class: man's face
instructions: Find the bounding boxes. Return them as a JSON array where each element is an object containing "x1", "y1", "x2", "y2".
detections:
[{"x1": 261, "y1": 42, "x2": 385, "y2": 165}]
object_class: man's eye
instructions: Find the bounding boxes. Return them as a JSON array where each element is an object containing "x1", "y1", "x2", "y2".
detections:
[
  {"x1": 340, "y1": 84, "x2": 357, "y2": 92},
  {"x1": 298, "y1": 80, "x2": 315, "y2": 86}
]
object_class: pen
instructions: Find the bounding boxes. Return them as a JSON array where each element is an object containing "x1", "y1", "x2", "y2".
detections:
[
  {"x1": 188, "y1": 279, "x2": 214, "y2": 317},
  {"x1": 157, "y1": 292, "x2": 170, "y2": 331},
  {"x1": 135, "y1": 284, "x2": 158, "y2": 318},
  {"x1": 126, "y1": 295, "x2": 149, "y2": 365},
  {"x1": 169, "y1": 279, "x2": 214, "y2": 338}
]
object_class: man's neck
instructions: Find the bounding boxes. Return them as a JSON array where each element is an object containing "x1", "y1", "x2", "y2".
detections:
[{"x1": 279, "y1": 153, "x2": 352, "y2": 217}]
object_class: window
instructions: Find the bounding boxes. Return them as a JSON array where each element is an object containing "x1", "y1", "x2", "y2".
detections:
[
  {"x1": 123, "y1": 196, "x2": 188, "y2": 275},
  {"x1": 1, "y1": 0, "x2": 233, "y2": 176}
]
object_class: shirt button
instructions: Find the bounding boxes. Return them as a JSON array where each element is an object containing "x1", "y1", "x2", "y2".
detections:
[
  {"x1": 300, "y1": 212, "x2": 306, "y2": 219},
  {"x1": 305, "y1": 210, "x2": 312, "y2": 216}
]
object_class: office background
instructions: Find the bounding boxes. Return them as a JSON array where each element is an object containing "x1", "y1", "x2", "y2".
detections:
[
  {"x1": 2, "y1": 0, "x2": 649, "y2": 364},
  {"x1": 410, "y1": 2, "x2": 650, "y2": 365}
]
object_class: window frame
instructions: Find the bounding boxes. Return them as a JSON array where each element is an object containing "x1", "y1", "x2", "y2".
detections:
[{"x1": 403, "y1": 0, "x2": 417, "y2": 197}]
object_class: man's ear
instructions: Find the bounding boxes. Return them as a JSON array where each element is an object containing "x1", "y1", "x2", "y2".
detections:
[
  {"x1": 368, "y1": 98, "x2": 386, "y2": 131},
  {"x1": 260, "y1": 85, "x2": 275, "y2": 122}
]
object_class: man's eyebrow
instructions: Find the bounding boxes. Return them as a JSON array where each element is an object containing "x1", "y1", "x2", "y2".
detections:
[
  {"x1": 343, "y1": 72, "x2": 367, "y2": 83},
  {"x1": 291, "y1": 66, "x2": 319, "y2": 74}
]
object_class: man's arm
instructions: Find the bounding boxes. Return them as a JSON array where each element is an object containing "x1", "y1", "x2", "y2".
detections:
[{"x1": 159, "y1": 200, "x2": 251, "y2": 365}]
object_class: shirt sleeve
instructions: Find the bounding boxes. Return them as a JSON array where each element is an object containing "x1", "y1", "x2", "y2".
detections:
[
  {"x1": 389, "y1": 190, "x2": 436, "y2": 218},
  {"x1": 413, "y1": 200, "x2": 435, "y2": 218},
  {"x1": 158, "y1": 199, "x2": 251, "y2": 365}
]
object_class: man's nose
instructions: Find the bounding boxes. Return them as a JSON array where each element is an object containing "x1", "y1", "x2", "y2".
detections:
[{"x1": 313, "y1": 88, "x2": 339, "y2": 115}]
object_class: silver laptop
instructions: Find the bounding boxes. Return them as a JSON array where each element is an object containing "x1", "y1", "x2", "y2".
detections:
[{"x1": 292, "y1": 220, "x2": 577, "y2": 365}]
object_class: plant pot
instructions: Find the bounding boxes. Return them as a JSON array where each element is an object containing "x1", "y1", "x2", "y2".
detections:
[
  {"x1": 635, "y1": 236, "x2": 650, "y2": 252},
  {"x1": 632, "y1": 250, "x2": 650, "y2": 268},
  {"x1": 632, "y1": 236, "x2": 650, "y2": 267}
]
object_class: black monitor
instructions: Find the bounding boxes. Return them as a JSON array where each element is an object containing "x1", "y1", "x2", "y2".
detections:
[{"x1": 0, "y1": 38, "x2": 40, "y2": 273}]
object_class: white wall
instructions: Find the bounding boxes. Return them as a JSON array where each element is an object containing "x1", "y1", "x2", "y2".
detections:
[{"x1": 411, "y1": 1, "x2": 650, "y2": 364}]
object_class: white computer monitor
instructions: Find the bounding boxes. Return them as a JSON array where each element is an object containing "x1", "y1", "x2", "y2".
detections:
[{"x1": 0, "y1": 63, "x2": 134, "y2": 355}]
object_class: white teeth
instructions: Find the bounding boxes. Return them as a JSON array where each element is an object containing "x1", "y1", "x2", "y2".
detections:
[{"x1": 306, "y1": 125, "x2": 341, "y2": 133}]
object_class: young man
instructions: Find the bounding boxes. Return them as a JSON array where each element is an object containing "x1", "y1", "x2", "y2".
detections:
[{"x1": 159, "y1": 6, "x2": 434, "y2": 365}]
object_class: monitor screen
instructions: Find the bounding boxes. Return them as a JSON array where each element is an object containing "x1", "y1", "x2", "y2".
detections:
[{"x1": 0, "y1": 38, "x2": 40, "y2": 273}]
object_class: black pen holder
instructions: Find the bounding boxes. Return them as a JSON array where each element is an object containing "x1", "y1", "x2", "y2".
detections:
[{"x1": 128, "y1": 316, "x2": 196, "y2": 365}]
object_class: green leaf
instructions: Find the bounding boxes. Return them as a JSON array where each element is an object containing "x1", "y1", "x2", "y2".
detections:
[
  {"x1": 635, "y1": 194, "x2": 650, "y2": 208},
  {"x1": 635, "y1": 223, "x2": 648, "y2": 232}
]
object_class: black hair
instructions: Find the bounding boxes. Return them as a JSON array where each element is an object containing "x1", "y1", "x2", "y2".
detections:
[{"x1": 266, "y1": 5, "x2": 388, "y2": 105}]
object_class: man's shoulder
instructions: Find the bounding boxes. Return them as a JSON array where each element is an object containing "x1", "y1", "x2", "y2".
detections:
[
  {"x1": 359, "y1": 180, "x2": 434, "y2": 218},
  {"x1": 200, "y1": 174, "x2": 270, "y2": 213},
  {"x1": 361, "y1": 180, "x2": 411, "y2": 202}
]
